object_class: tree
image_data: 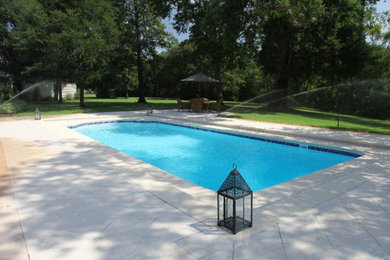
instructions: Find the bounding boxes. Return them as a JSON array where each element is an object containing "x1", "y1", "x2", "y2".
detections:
[
  {"x1": 114, "y1": 0, "x2": 174, "y2": 103},
  {"x1": 153, "y1": 42, "x2": 198, "y2": 98},
  {"x1": 0, "y1": 0, "x2": 25, "y2": 91},
  {"x1": 364, "y1": 6, "x2": 390, "y2": 78},
  {"x1": 0, "y1": 0, "x2": 14, "y2": 82},
  {"x1": 251, "y1": 0, "x2": 374, "y2": 98},
  {"x1": 174, "y1": 0, "x2": 250, "y2": 98},
  {"x1": 12, "y1": 0, "x2": 119, "y2": 107}
]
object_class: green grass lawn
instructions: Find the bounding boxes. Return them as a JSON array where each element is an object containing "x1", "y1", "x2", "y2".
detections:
[
  {"x1": 2, "y1": 95, "x2": 390, "y2": 135},
  {"x1": 10, "y1": 95, "x2": 178, "y2": 116},
  {"x1": 222, "y1": 101, "x2": 390, "y2": 135}
]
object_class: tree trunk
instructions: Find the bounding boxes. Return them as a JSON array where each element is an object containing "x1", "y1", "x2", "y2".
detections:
[
  {"x1": 78, "y1": 54, "x2": 85, "y2": 107},
  {"x1": 136, "y1": 46, "x2": 146, "y2": 103},
  {"x1": 79, "y1": 84, "x2": 85, "y2": 107},
  {"x1": 54, "y1": 82, "x2": 59, "y2": 101},
  {"x1": 125, "y1": 84, "x2": 129, "y2": 99},
  {"x1": 135, "y1": 7, "x2": 146, "y2": 103},
  {"x1": 215, "y1": 61, "x2": 222, "y2": 100},
  {"x1": 276, "y1": 32, "x2": 291, "y2": 91},
  {"x1": 56, "y1": 80, "x2": 63, "y2": 103},
  {"x1": 270, "y1": 25, "x2": 292, "y2": 108}
]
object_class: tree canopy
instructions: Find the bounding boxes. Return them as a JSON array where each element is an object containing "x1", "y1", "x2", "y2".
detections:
[
  {"x1": 1, "y1": 0, "x2": 389, "y2": 118},
  {"x1": 10, "y1": 0, "x2": 119, "y2": 106}
]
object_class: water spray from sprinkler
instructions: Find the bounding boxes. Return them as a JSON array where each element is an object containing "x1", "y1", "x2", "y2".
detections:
[
  {"x1": 1, "y1": 82, "x2": 43, "y2": 107},
  {"x1": 225, "y1": 89, "x2": 284, "y2": 113}
]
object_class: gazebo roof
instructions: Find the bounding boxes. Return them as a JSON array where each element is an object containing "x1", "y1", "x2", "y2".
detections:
[{"x1": 181, "y1": 73, "x2": 219, "y2": 82}]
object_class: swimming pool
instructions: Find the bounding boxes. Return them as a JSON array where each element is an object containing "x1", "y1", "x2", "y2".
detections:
[{"x1": 71, "y1": 121, "x2": 361, "y2": 192}]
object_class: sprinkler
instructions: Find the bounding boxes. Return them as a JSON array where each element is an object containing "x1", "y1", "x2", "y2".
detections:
[
  {"x1": 146, "y1": 104, "x2": 153, "y2": 116},
  {"x1": 35, "y1": 106, "x2": 41, "y2": 120}
]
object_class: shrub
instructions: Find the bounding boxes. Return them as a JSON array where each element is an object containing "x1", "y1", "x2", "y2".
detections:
[
  {"x1": 0, "y1": 100, "x2": 29, "y2": 114},
  {"x1": 0, "y1": 103, "x2": 16, "y2": 114},
  {"x1": 0, "y1": 84, "x2": 12, "y2": 100},
  {"x1": 65, "y1": 93, "x2": 74, "y2": 100},
  {"x1": 74, "y1": 89, "x2": 80, "y2": 99},
  {"x1": 298, "y1": 80, "x2": 390, "y2": 119}
]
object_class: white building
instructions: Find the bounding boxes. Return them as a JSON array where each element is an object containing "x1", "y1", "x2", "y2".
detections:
[{"x1": 25, "y1": 80, "x2": 77, "y2": 100}]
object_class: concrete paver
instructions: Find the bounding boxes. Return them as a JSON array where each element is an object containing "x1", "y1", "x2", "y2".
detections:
[
  {"x1": 233, "y1": 225, "x2": 286, "y2": 260},
  {"x1": 0, "y1": 141, "x2": 29, "y2": 260},
  {"x1": 0, "y1": 110, "x2": 389, "y2": 259},
  {"x1": 313, "y1": 198, "x2": 390, "y2": 259}
]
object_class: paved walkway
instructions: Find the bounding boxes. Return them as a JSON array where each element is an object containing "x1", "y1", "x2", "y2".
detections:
[{"x1": 0, "y1": 110, "x2": 389, "y2": 259}]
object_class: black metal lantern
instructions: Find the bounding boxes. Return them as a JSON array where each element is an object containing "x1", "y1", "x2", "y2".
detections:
[
  {"x1": 34, "y1": 106, "x2": 41, "y2": 120},
  {"x1": 217, "y1": 164, "x2": 253, "y2": 234}
]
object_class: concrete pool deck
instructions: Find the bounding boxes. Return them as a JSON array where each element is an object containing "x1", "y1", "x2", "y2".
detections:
[{"x1": 0, "y1": 110, "x2": 389, "y2": 259}]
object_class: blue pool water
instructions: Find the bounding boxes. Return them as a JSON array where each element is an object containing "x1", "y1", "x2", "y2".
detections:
[{"x1": 71, "y1": 121, "x2": 361, "y2": 192}]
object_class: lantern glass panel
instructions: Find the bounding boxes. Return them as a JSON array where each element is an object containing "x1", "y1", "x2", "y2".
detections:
[
  {"x1": 225, "y1": 197, "x2": 233, "y2": 219},
  {"x1": 236, "y1": 198, "x2": 244, "y2": 219},
  {"x1": 218, "y1": 195, "x2": 233, "y2": 226},
  {"x1": 244, "y1": 196, "x2": 252, "y2": 220}
]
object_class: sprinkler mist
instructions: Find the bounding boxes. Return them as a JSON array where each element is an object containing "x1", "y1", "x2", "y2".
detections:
[
  {"x1": 223, "y1": 79, "x2": 390, "y2": 120},
  {"x1": 0, "y1": 82, "x2": 43, "y2": 107},
  {"x1": 224, "y1": 89, "x2": 286, "y2": 113},
  {"x1": 0, "y1": 81, "x2": 48, "y2": 116}
]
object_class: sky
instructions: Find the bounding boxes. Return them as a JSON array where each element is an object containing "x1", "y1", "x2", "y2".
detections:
[
  {"x1": 164, "y1": 0, "x2": 390, "y2": 43},
  {"x1": 377, "y1": 0, "x2": 390, "y2": 12}
]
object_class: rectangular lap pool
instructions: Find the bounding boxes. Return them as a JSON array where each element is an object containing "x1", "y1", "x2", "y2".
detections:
[{"x1": 71, "y1": 121, "x2": 362, "y2": 192}]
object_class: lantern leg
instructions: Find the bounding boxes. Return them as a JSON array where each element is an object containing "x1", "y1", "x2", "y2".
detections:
[
  {"x1": 243, "y1": 198, "x2": 245, "y2": 227},
  {"x1": 217, "y1": 195, "x2": 219, "y2": 224},
  {"x1": 223, "y1": 197, "x2": 226, "y2": 226},
  {"x1": 250, "y1": 193, "x2": 253, "y2": 227},
  {"x1": 233, "y1": 200, "x2": 236, "y2": 234}
]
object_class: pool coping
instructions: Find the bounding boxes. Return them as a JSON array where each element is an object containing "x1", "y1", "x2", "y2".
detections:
[
  {"x1": 43, "y1": 113, "x2": 382, "y2": 239},
  {"x1": 157, "y1": 113, "x2": 390, "y2": 150},
  {"x1": 1, "y1": 110, "x2": 389, "y2": 258}
]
